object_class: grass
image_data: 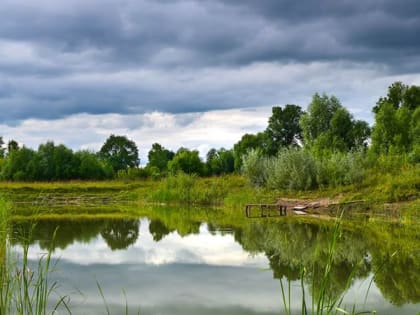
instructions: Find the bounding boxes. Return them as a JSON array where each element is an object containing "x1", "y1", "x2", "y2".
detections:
[
  {"x1": 0, "y1": 198, "x2": 71, "y2": 314},
  {"x1": 1, "y1": 172, "x2": 418, "y2": 222}
]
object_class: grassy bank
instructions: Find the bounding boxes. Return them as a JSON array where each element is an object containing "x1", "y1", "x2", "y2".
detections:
[{"x1": 1, "y1": 164, "x2": 419, "y2": 220}]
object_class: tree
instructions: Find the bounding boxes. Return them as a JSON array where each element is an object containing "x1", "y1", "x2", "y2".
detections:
[
  {"x1": 53, "y1": 144, "x2": 77, "y2": 180},
  {"x1": 300, "y1": 93, "x2": 341, "y2": 144},
  {"x1": 206, "y1": 148, "x2": 235, "y2": 175},
  {"x1": 147, "y1": 143, "x2": 174, "y2": 172},
  {"x1": 0, "y1": 137, "x2": 5, "y2": 158},
  {"x1": 0, "y1": 146, "x2": 37, "y2": 181},
  {"x1": 300, "y1": 93, "x2": 370, "y2": 153},
  {"x1": 168, "y1": 148, "x2": 204, "y2": 175},
  {"x1": 7, "y1": 140, "x2": 19, "y2": 154},
  {"x1": 374, "y1": 81, "x2": 420, "y2": 113},
  {"x1": 371, "y1": 82, "x2": 420, "y2": 155},
  {"x1": 37, "y1": 141, "x2": 56, "y2": 180},
  {"x1": 233, "y1": 132, "x2": 268, "y2": 170},
  {"x1": 265, "y1": 104, "x2": 303, "y2": 155},
  {"x1": 75, "y1": 150, "x2": 111, "y2": 180},
  {"x1": 99, "y1": 135, "x2": 139, "y2": 173}
]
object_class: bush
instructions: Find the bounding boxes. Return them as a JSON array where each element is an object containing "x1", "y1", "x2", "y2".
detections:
[
  {"x1": 267, "y1": 148, "x2": 317, "y2": 190},
  {"x1": 116, "y1": 167, "x2": 150, "y2": 180},
  {"x1": 242, "y1": 148, "x2": 367, "y2": 191},
  {"x1": 241, "y1": 149, "x2": 270, "y2": 186}
]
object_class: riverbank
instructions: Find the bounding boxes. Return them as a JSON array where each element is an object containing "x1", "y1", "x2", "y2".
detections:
[{"x1": 1, "y1": 170, "x2": 419, "y2": 220}]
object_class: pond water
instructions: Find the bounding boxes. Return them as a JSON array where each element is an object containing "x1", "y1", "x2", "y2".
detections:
[{"x1": 9, "y1": 208, "x2": 420, "y2": 314}]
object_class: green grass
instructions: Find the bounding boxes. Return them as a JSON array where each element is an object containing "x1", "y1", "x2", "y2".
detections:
[
  {"x1": 0, "y1": 198, "x2": 71, "y2": 314},
  {"x1": 0, "y1": 166, "x2": 418, "y2": 221}
]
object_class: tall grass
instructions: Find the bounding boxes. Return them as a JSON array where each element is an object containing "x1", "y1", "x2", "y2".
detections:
[
  {"x1": 0, "y1": 198, "x2": 71, "y2": 314},
  {"x1": 149, "y1": 172, "x2": 230, "y2": 205}
]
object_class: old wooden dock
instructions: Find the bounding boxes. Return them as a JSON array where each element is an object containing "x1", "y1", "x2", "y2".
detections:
[{"x1": 245, "y1": 204, "x2": 287, "y2": 218}]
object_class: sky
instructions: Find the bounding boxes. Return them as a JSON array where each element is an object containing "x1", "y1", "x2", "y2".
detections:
[{"x1": 1, "y1": 0, "x2": 420, "y2": 163}]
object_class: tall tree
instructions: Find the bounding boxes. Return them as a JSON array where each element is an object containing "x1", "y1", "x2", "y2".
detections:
[
  {"x1": 265, "y1": 104, "x2": 303, "y2": 155},
  {"x1": 168, "y1": 148, "x2": 204, "y2": 175},
  {"x1": 0, "y1": 137, "x2": 5, "y2": 158},
  {"x1": 374, "y1": 81, "x2": 420, "y2": 113},
  {"x1": 99, "y1": 135, "x2": 139, "y2": 173},
  {"x1": 147, "y1": 143, "x2": 174, "y2": 172},
  {"x1": 233, "y1": 132, "x2": 268, "y2": 170},
  {"x1": 371, "y1": 82, "x2": 420, "y2": 155},
  {"x1": 300, "y1": 93, "x2": 370, "y2": 153},
  {"x1": 7, "y1": 140, "x2": 19, "y2": 154},
  {"x1": 206, "y1": 148, "x2": 234, "y2": 175}
]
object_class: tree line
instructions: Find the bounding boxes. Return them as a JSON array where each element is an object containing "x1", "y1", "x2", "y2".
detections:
[{"x1": 0, "y1": 81, "x2": 418, "y2": 182}]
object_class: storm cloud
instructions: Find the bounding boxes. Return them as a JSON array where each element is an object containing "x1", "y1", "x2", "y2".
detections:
[{"x1": 1, "y1": 0, "x2": 420, "y2": 126}]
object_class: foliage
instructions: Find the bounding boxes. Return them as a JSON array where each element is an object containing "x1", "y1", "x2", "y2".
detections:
[
  {"x1": 168, "y1": 148, "x2": 204, "y2": 175},
  {"x1": 99, "y1": 134, "x2": 139, "y2": 172},
  {"x1": 0, "y1": 137, "x2": 4, "y2": 158},
  {"x1": 147, "y1": 143, "x2": 174, "y2": 173},
  {"x1": 300, "y1": 93, "x2": 370, "y2": 153},
  {"x1": 241, "y1": 149, "x2": 270, "y2": 187},
  {"x1": 233, "y1": 132, "x2": 268, "y2": 170},
  {"x1": 0, "y1": 209, "x2": 71, "y2": 314},
  {"x1": 206, "y1": 148, "x2": 235, "y2": 175},
  {"x1": 117, "y1": 167, "x2": 150, "y2": 180},
  {"x1": 242, "y1": 148, "x2": 367, "y2": 190},
  {"x1": 265, "y1": 104, "x2": 303, "y2": 155},
  {"x1": 0, "y1": 144, "x2": 113, "y2": 181},
  {"x1": 150, "y1": 172, "x2": 232, "y2": 205},
  {"x1": 371, "y1": 82, "x2": 420, "y2": 155}
]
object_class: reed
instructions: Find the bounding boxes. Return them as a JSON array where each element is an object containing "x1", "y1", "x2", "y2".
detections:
[
  {"x1": 279, "y1": 216, "x2": 377, "y2": 315},
  {"x1": 0, "y1": 198, "x2": 71, "y2": 315}
]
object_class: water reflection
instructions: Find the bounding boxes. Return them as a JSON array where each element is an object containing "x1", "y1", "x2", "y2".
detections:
[
  {"x1": 101, "y1": 219, "x2": 140, "y2": 250},
  {"x1": 8, "y1": 208, "x2": 420, "y2": 312}
]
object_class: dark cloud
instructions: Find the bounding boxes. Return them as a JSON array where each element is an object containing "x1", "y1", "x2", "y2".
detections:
[{"x1": 0, "y1": 0, "x2": 419, "y2": 123}]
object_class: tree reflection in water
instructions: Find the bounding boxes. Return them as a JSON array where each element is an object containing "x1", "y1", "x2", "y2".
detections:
[
  {"x1": 101, "y1": 219, "x2": 140, "y2": 250},
  {"x1": 7, "y1": 211, "x2": 420, "y2": 306}
]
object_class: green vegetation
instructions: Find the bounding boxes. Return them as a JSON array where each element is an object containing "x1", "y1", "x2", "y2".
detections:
[
  {"x1": 0, "y1": 82, "x2": 418, "y2": 211},
  {"x1": 0, "y1": 199, "x2": 71, "y2": 314}
]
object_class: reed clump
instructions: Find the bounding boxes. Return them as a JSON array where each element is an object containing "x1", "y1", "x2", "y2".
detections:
[{"x1": 0, "y1": 197, "x2": 71, "y2": 314}]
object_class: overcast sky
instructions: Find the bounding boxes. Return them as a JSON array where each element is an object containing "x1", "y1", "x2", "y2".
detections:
[{"x1": 1, "y1": 0, "x2": 420, "y2": 162}]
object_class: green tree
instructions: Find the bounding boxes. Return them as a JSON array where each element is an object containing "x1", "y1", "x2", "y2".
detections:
[
  {"x1": 0, "y1": 146, "x2": 37, "y2": 181},
  {"x1": 37, "y1": 141, "x2": 56, "y2": 180},
  {"x1": 7, "y1": 140, "x2": 19, "y2": 155},
  {"x1": 99, "y1": 135, "x2": 139, "y2": 173},
  {"x1": 75, "y1": 150, "x2": 111, "y2": 180},
  {"x1": 300, "y1": 93, "x2": 370, "y2": 153},
  {"x1": 206, "y1": 148, "x2": 234, "y2": 175},
  {"x1": 265, "y1": 104, "x2": 303, "y2": 155},
  {"x1": 168, "y1": 148, "x2": 204, "y2": 175},
  {"x1": 300, "y1": 93, "x2": 341, "y2": 143},
  {"x1": 371, "y1": 82, "x2": 420, "y2": 155},
  {"x1": 233, "y1": 132, "x2": 268, "y2": 170},
  {"x1": 147, "y1": 143, "x2": 174, "y2": 172},
  {"x1": 374, "y1": 81, "x2": 420, "y2": 113},
  {"x1": 0, "y1": 137, "x2": 5, "y2": 158},
  {"x1": 53, "y1": 144, "x2": 76, "y2": 180}
]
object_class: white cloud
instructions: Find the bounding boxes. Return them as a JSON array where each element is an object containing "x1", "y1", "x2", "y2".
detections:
[{"x1": 0, "y1": 107, "x2": 272, "y2": 163}]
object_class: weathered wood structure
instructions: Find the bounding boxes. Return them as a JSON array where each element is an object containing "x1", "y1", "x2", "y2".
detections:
[{"x1": 245, "y1": 204, "x2": 287, "y2": 218}]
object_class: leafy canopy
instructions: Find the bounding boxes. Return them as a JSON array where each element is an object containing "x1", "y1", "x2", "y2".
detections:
[{"x1": 99, "y1": 134, "x2": 139, "y2": 172}]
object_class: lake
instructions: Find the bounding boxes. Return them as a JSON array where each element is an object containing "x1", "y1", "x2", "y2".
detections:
[{"x1": 9, "y1": 206, "x2": 420, "y2": 314}]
